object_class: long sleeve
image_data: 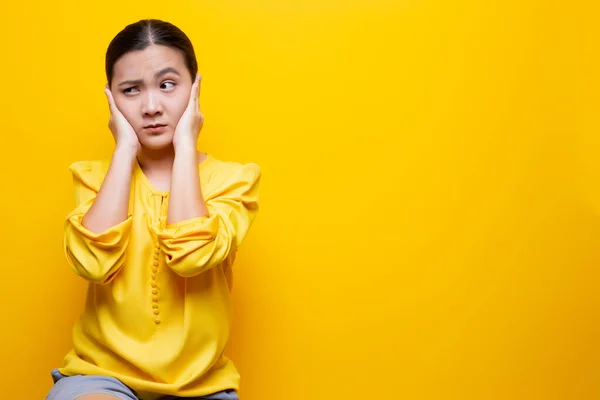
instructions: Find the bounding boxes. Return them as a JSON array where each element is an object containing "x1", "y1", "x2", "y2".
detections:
[
  {"x1": 154, "y1": 162, "x2": 261, "y2": 278},
  {"x1": 63, "y1": 161, "x2": 133, "y2": 284}
]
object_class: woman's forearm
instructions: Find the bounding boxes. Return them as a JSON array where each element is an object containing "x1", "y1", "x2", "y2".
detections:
[
  {"x1": 81, "y1": 147, "x2": 136, "y2": 233},
  {"x1": 167, "y1": 147, "x2": 208, "y2": 225}
]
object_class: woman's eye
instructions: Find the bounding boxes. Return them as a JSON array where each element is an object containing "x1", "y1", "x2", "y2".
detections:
[
  {"x1": 161, "y1": 81, "x2": 176, "y2": 90},
  {"x1": 123, "y1": 87, "x2": 139, "y2": 94}
]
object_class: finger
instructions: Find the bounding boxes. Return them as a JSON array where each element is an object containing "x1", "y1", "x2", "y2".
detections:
[
  {"x1": 196, "y1": 74, "x2": 202, "y2": 111},
  {"x1": 189, "y1": 75, "x2": 199, "y2": 107},
  {"x1": 196, "y1": 75, "x2": 202, "y2": 109},
  {"x1": 104, "y1": 87, "x2": 115, "y2": 112}
]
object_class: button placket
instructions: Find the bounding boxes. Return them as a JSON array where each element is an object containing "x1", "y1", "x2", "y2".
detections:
[
  {"x1": 152, "y1": 241, "x2": 161, "y2": 324},
  {"x1": 151, "y1": 193, "x2": 167, "y2": 326}
]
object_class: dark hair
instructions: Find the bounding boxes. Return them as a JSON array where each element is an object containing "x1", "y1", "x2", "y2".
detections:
[{"x1": 105, "y1": 19, "x2": 198, "y2": 84}]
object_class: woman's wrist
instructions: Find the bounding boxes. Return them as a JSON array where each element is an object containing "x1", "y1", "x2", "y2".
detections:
[
  {"x1": 174, "y1": 141, "x2": 198, "y2": 156},
  {"x1": 113, "y1": 145, "x2": 138, "y2": 163}
]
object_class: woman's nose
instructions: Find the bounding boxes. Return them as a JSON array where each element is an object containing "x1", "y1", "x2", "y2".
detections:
[{"x1": 142, "y1": 91, "x2": 164, "y2": 116}]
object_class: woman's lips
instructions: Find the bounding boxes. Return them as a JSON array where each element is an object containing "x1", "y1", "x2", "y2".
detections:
[{"x1": 144, "y1": 124, "x2": 167, "y2": 134}]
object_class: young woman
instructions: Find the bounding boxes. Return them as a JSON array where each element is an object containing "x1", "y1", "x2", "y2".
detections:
[{"x1": 47, "y1": 19, "x2": 261, "y2": 400}]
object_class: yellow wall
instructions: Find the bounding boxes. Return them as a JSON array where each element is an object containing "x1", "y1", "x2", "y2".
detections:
[{"x1": 1, "y1": 0, "x2": 597, "y2": 399}]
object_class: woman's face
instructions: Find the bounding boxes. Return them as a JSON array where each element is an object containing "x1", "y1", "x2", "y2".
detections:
[{"x1": 110, "y1": 44, "x2": 192, "y2": 150}]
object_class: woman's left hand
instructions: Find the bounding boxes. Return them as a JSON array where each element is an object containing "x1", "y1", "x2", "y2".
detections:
[{"x1": 173, "y1": 74, "x2": 204, "y2": 151}]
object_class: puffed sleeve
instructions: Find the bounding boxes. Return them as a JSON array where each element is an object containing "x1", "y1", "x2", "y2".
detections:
[
  {"x1": 63, "y1": 161, "x2": 133, "y2": 284},
  {"x1": 154, "y1": 162, "x2": 261, "y2": 278}
]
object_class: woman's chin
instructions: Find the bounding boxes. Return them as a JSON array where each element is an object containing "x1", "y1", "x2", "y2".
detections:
[{"x1": 139, "y1": 136, "x2": 174, "y2": 151}]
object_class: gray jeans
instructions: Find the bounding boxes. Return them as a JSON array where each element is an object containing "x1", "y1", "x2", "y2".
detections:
[{"x1": 47, "y1": 369, "x2": 239, "y2": 400}]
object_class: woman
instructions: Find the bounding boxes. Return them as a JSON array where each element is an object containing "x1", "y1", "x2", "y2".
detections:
[{"x1": 47, "y1": 19, "x2": 261, "y2": 400}]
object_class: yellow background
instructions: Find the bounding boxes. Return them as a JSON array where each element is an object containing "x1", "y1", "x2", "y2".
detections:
[{"x1": 1, "y1": 0, "x2": 598, "y2": 399}]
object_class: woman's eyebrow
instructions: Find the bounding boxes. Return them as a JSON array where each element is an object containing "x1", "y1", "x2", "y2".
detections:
[
  {"x1": 155, "y1": 67, "x2": 181, "y2": 78},
  {"x1": 118, "y1": 67, "x2": 181, "y2": 87}
]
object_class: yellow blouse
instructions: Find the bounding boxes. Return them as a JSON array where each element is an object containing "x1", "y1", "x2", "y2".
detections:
[{"x1": 58, "y1": 153, "x2": 261, "y2": 400}]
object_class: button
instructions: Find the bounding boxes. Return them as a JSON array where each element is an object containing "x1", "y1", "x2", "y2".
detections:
[
  {"x1": 152, "y1": 303, "x2": 159, "y2": 309},
  {"x1": 154, "y1": 248, "x2": 160, "y2": 254},
  {"x1": 152, "y1": 267, "x2": 158, "y2": 274},
  {"x1": 154, "y1": 318, "x2": 160, "y2": 324},
  {"x1": 151, "y1": 282, "x2": 157, "y2": 288},
  {"x1": 152, "y1": 289, "x2": 158, "y2": 294},
  {"x1": 153, "y1": 309, "x2": 160, "y2": 315},
  {"x1": 153, "y1": 260, "x2": 159, "y2": 266},
  {"x1": 152, "y1": 295, "x2": 159, "y2": 301},
  {"x1": 152, "y1": 274, "x2": 157, "y2": 280}
]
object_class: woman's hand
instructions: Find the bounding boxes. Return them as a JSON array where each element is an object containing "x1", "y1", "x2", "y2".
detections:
[
  {"x1": 173, "y1": 74, "x2": 204, "y2": 152},
  {"x1": 104, "y1": 84, "x2": 141, "y2": 157}
]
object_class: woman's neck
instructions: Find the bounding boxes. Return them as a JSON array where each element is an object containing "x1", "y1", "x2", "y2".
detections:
[
  {"x1": 135, "y1": 146, "x2": 205, "y2": 193},
  {"x1": 137, "y1": 146, "x2": 177, "y2": 173}
]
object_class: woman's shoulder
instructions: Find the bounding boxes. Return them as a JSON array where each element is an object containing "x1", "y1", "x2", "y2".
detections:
[
  {"x1": 68, "y1": 159, "x2": 111, "y2": 191},
  {"x1": 203, "y1": 153, "x2": 261, "y2": 185},
  {"x1": 69, "y1": 159, "x2": 111, "y2": 174}
]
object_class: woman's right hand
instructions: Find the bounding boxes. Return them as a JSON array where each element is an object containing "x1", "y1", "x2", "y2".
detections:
[{"x1": 104, "y1": 84, "x2": 141, "y2": 156}]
